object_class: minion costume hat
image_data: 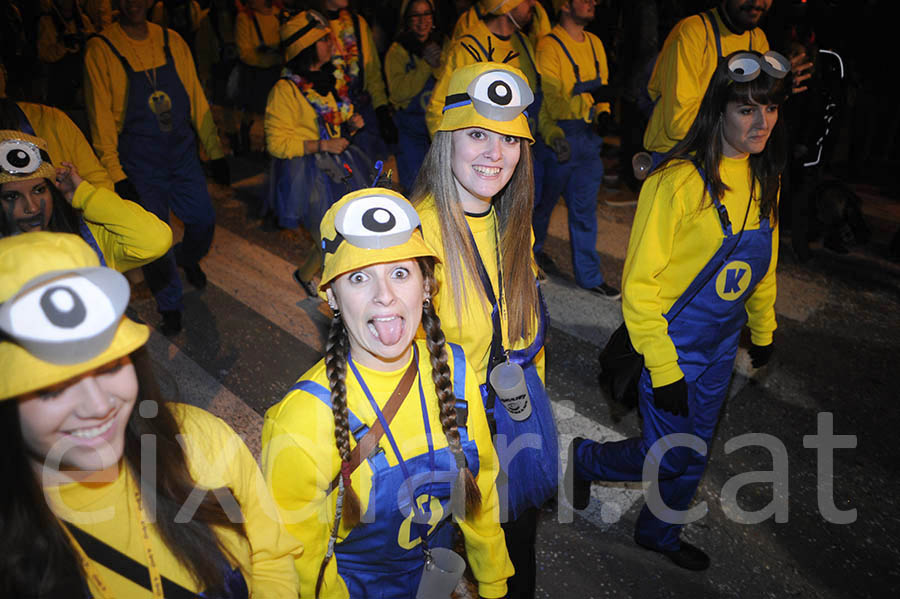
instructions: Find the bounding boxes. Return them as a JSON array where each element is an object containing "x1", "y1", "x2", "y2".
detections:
[
  {"x1": 479, "y1": 0, "x2": 527, "y2": 15},
  {"x1": 281, "y1": 9, "x2": 330, "y2": 63},
  {"x1": 437, "y1": 62, "x2": 535, "y2": 142},
  {"x1": 0, "y1": 130, "x2": 56, "y2": 185},
  {"x1": 317, "y1": 188, "x2": 439, "y2": 300},
  {"x1": 0, "y1": 232, "x2": 149, "y2": 400}
]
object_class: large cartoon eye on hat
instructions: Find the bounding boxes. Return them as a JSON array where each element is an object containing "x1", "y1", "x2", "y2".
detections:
[
  {"x1": 0, "y1": 267, "x2": 129, "y2": 365},
  {"x1": 323, "y1": 192, "x2": 421, "y2": 254},
  {"x1": 444, "y1": 68, "x2": 534, "y2": 122},
  {"x1": 726, "y1": 51, "x2": 790, "y2": 82},
  {"x1": 0, "y1": 138, "x2": 51, "y2": 176}
]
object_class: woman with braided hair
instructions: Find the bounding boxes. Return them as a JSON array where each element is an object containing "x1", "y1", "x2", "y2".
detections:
[{"x1": 262, "y1": 188, "x2": 513, "y2": 599}]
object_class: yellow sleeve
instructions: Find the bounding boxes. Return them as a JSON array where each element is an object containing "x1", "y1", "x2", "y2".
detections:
[
  {"x1": 170, "y1": 30, "x2": 223, "y2": 160},
  {"x1": 83, "y1": 35, "x2": 129, "y2": 182},
  {"x1": 73, "y1": 181, "x2": 173, "y2": 272},
  {"x1": 235, "y1": 11, "x2": 281, "y2": 68},
  {"x1": 264, "y1": 80, "x2": 321, "y2": 159},
  {"x1": 455, "y1": 360, "x2": 514, "y2": 598},
  {"x1": 536, "y1": 35, "x2": 567, "y2": 145},
  {"x1": 262, "y1": 394, "x2": 350, "y2": 599},
  {"x1": 621, "y1": 169, "x2": 689, "y2": 387},
  {"x1": 745, "y1": 207, "x2": 779, "y2": 345},
  {"x1": 175, "y1": 405, "x2": 303, "y2": 598},
  {"x1": 38, "y1": 14, "x2": 68, "y2": 64},
  {"x1": 450, "y1": 6, "x2": 477, "y2": 40},
  {"x1": 384, "y1": 42, "x2": 435, "y2": 111},
  {"x1": 358, "y1": 16, "x2": 388, "y2": 108},
  {"x1": 643, "y1": 16, "x2": 713, "y2": 153},
  {"x1": 528, "y1": 1, "x2": 552, "y2": 48},
  {"x1": 20, "y1": 102, "x2": 115, "y2": 190}
]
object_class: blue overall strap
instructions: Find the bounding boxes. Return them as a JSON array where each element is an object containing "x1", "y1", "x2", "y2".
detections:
[
  {"x1": 10, "y1": 103, "x2": 36, "y2": 135},
  {"x1": 447, "y1": 342, "x2": 469, "y2": 439},
  {"x1": 703, "y1": 9, "x2": 724, "y2": 59},
  {"x1": 664, "y1": 161, "x2": 753, "y2": 322},
  {"x1": 547, "y1": 33, "x2": 598, "y2": 84},
  {"x1": 513, "y1": 30, "x2": 540, "y2": 87},
  {"x1": 93, "y1": 28, "x2": 172, "y2": 72},
  {"x1": 78, "y1": 218, "x2": 107, "y2": 266},
  {"x1": 692, "y1": 161, "x2": 733, "y2": 235}
]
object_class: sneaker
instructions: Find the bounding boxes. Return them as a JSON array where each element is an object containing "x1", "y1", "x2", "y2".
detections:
[
  {"x1": 587, "y1": 282, "x2": 621, "y2": 300},
  {"x1": 182, "y1": 263, "x2": 207, "y2": 289},
  {"x1": 602, "y1": 191, "x2": 638, "y2": 207},
  {"x1": 535, "y1": 251, "x2": 561, "y2": 277},
  {"x1": 160, "y1": 310, "x2": 182, "y2": 336},
  {"x1": 564, "y1": 437, "x2": 592, "y2": 511},
  {"x1": 635, "y1": 538, "x2": 710, "y2": 571},
  {"x1": 292, "y1": 269, "x2": 319, "y2": 298}
]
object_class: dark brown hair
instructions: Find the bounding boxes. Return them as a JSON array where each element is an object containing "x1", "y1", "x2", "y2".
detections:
[
  {"x1": 0, "y1": 347, "x2": 248, "y2": 597},
  {"x1": 661, "y1": 51, "x2": 791, "y2": 222}
]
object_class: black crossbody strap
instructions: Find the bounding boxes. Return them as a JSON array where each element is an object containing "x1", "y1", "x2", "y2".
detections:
[{"x1": 63, "y1": 522, "x2": 199, "y2": 599}]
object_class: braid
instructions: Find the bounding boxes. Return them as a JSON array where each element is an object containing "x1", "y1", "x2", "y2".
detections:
[
  {"x1": 420, "y1": 269, "x2": 482, "y2": 518},
  {"x1": 324, "y1": 313, "x2": 361, "y2": 528}
]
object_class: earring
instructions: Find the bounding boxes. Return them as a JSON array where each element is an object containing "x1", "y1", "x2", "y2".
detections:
[
  {"x1": 423, "y1": 297, "x2": 431, "y2": 309},
  {"x1": 330, "y1": 304, "x2": 340, "y2": 317}
]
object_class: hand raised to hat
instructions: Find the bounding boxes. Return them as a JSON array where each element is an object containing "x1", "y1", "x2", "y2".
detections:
[
  {"x1": 652, "y1": 377, "x2": 689, "y2": 417},
  {"x1": 55, "y1": 162, "x2": 83, "y2": 204}
]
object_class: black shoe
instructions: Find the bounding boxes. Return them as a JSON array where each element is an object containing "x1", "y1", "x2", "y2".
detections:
[
  {"x1": 636, "y1": 538, "x2": 710, "y2": 571},
  {"x1": 535, "y1": 251, "x2": 561, "y2": 277},
  {"x1": 292, "y1": 269, "x2": 318, "y2": 298},
  {"x1": 587, "y1": 282, "x2": 621, "y2": 300},
  {"x1": 564, "y1": 437, "x2": 591, "y2": 510},
  {"x1": 160, "y1": 310, "x2": 182, "y2": 336},
  {"x1": 182, "y1": 263, "x2": 207, "y2": 289}
]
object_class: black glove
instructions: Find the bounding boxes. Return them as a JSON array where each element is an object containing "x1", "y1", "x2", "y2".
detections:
[
  {"x1": 652, "y1": 377, "x2": 689, "y2": 417},
  {"x1": 209, "y1": 157, "x2": 231, "y2": 186},
  {"x1": 593, "y1": 111, "x2": 612, "y2": 137},
  {"x1": 375, "y1": 105, "x2": 398, "y2": 145},
  {"x1": 550, "y1": 137, "x2": 571, "y2": 163},
  {"x1": 748, "y1": 343, "x2": 775, "y2": 368},
  {"x1": 115, "y1": 179, "x2": 141, "y2": 203}
]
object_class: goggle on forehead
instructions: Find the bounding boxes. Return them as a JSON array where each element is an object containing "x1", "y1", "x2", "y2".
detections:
[
  {"x1": 0, "y1": 268, "x2": 129, "y2": 365},
  {"x1": 726, "y1": 51, "x2": 791, "y2": 83},
  {"x1": 443, "y1": 68, "x2": 534, "y2": 122},
  {"x1": 0, "y1": 138, "x2": 52, "y2": 176},
  {"x1": 282, "y1": 9, "x2": 329, "y2": 47},
  {"x1": 322, "y1": 193, "x2": 422, "y2": 255}
]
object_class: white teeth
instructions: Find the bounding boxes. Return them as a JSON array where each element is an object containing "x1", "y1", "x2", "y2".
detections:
[
  {"x1": 367, "y1": 316, "x2": 398, "y2": 340},
  {"x1": 473, "y1": 166, "x2": 500, "y2": 176},
  {"x1": 69, "y1": 419, "x2": 114, "y2": 439}
]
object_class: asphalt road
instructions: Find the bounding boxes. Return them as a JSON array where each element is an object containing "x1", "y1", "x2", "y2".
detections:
[{"x1": 130, "y1": 153, "x2": 900, "y2": 599}]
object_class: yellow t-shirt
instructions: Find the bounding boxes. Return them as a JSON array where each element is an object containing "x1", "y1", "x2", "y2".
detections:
[{"x1": 47, "y1": 404, "x2": 302, "y2": 598}]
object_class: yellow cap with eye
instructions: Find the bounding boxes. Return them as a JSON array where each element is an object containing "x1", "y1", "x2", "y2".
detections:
[
  {"x1": 281, "y1": 10, "x2": 330, "y2": 63},
  {"x1": 436, "y1": 62, "x2": 534, "y2": 142},
  {"x1": 0, "y1": 232, "x2": 149, "y2": 400},
  {"x1": 0, "y1": 130, "x2": 57, "y2": 185},
  {"x1": 479, "y1": 0, "x2": 527, "y2": 16},
  {"x1": 318, "y1": 188, "x2": 439, "y2": 300}
]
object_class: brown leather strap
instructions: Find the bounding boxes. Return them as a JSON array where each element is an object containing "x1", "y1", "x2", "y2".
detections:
[{"x1": 328, "y1": 348, "x2": 420, "y2": 493}]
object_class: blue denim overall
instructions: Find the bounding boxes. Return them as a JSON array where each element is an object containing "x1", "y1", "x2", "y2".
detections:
[
  {"x1": 95, "y1": 30, "x2": 215, "y2": 313},
  {"x1": 466, "y1": 227, "x2": 558, "y2": 522},
  {"x1": 532, "y1": 33, "x2": 608, "y2": 288},
  {"x1": 391, "y1": 59, "x2": 434, "y2": 192},
  {"x1": 292, "y1": 343, "x2": 479, "y2": 597},
  {"x1": 575, "y1": 174, "x2": 773, "y2": 550}
]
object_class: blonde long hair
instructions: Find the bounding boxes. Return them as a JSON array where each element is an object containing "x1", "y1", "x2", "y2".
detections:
[{"x1": 410, "y1": 131, "x2": 538, "y2": 343}]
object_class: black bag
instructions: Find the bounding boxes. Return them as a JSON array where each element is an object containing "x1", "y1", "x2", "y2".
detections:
[{"x1": 598, "y1": 322, "x2": 644, "y2": 408}]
